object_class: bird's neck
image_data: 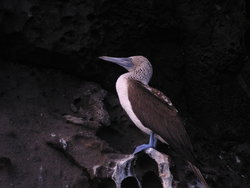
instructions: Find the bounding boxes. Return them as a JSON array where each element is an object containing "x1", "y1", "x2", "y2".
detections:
[{"x1": 122, "y1": 68, "x2": 152, "y2": 85}]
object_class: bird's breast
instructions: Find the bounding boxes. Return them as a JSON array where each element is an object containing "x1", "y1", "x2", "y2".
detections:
[{"x1": 115, "y1": 75, "x2": 152, "y2": 135}]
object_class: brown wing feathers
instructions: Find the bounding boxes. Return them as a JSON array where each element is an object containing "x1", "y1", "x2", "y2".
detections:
[
  {"x1": 127, "y1": 79, "x2": 195, "y2": 163},
  {"x1": 127, "y1": 80, "x2": 209, "y2": 188}
]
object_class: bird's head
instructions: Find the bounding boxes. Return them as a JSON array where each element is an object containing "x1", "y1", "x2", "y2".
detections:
[
  {"x1": 99, "y1": 55, "x2": 153, "y2": 84},
  {"x1": 99, "y1": 55, "x2": 152, "y2": 71}
]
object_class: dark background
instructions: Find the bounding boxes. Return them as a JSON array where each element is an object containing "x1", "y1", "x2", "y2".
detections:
[{"x1": 0, "y1": 0, "x2": 250, "y2": 187}]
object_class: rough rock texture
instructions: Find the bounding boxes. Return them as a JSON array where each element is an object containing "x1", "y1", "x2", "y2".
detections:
[
  {"x1": 0, "y1": 0, "x2": 250, "y2": 188},
  {"x1": 0, "y1": 61, "x2": 147, "y2": 188},
  {"x1": 94, "y1": 148, "x2": 172, "y2": 188}
]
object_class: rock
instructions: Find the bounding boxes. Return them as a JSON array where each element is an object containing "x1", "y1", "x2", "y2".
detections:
[
  {"x1": 46, "y1": 127, "x2": 117, "y2": 171},
  {"x1": 67, "y1": 82, "x2": 111, "y2": 126},
  {"x1": 0, "y1": 62, "x2": 97, "y2": 187},
  {"x1": 93, "y1": 148, "x2": 172, "y2": 188}
]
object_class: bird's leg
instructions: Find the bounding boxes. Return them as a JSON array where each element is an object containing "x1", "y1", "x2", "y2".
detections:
[
  {"x1": 148, "y1": 132, "x2": 157, "y2": 147},
  {"x1": 133, "y1": 132, "x2": 157, "y2": 154}
]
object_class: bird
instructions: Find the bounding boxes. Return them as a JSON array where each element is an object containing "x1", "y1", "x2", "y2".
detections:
[{"x1": 99, "y1": 55, "x2": 209, "y2": 188}]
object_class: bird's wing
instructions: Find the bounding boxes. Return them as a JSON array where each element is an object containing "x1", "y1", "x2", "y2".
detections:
[
  {"x1": 127, "y1": 79, "x2": 195, "y2": 161},
  {"x1": 144, "y1": 84, "x2": 178, "y2": 112}
]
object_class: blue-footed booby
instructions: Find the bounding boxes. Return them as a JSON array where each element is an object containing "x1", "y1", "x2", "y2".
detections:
[{"x1": 99, "y1": 56, "x2": 208, "y2": 188}]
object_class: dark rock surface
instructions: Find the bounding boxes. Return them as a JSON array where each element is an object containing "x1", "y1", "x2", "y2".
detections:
[
  {"x1": 0, "y1": 0, "x2": 250, "y2": 187},
  {"x1": 0, "y1": 62, "x2": 146, "y2": 188}
]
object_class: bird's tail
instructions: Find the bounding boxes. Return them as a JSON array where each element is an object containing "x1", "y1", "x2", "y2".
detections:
[{"x1": 187, "y1": 161, "x2": 209, "y2": 188}]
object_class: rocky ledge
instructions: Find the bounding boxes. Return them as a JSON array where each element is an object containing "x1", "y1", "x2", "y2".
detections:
[{"x1": 0, "y1": 62, "x2": 249, "y2": 188}]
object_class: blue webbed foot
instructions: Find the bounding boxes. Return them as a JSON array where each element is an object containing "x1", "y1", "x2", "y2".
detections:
[
  {"x1": 133, "y1": 144, "x2": 154, "y2": 154},
  {"x1": 133, "y1": 132, "x2": 157, "y2": 155}
]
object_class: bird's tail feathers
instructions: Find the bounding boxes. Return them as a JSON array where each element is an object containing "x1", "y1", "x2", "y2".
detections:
[{"x1": 187, "y1": 161, "x2": 209, "y2": 188}]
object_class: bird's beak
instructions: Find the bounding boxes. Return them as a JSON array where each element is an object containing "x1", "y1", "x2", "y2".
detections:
[{"x1": 99, "y1": 56, "x2": 133, "y2": 71}]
